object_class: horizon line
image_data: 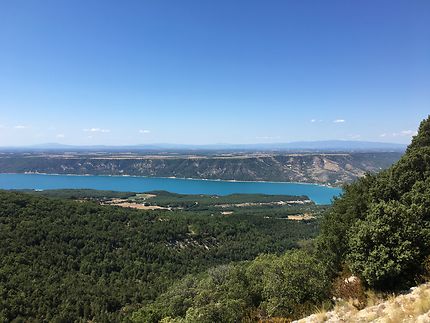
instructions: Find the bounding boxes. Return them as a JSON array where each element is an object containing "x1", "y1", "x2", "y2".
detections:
[{"x1": 0, "y1": 139, "x2": 409, "y2": 149}]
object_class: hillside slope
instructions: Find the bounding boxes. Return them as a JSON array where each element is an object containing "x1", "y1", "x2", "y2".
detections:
[
  {"x1": 129, "y1": 116, "x2": 430, "y2": 322},
  {"x1": 318, "y1": 116, "x2": 430, "y2": 290},
  {"x1": 0, "y1": 152, "x2": 401, "y2": 185},
  {"x1": 0, "y1": 190, "x2": 320, "y2": 322}
]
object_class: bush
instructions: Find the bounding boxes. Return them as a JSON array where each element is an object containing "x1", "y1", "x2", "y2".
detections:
[
  {"x1": 348, "y1": 201, "x2": 429, "y2": 289},
  {"x1": 133, "y1": 250, "x2": 330, "y2": 322},
  {"x1": 258, "y1": 250, "x2": 330, "y2": 318},
  {"x1": 331, "y1": 267, "x2": 366, "y2": 309}
]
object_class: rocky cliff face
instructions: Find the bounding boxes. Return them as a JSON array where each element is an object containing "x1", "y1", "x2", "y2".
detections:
[{"x1": 0, "y1": 152, "x2": 402, "y2": 186}]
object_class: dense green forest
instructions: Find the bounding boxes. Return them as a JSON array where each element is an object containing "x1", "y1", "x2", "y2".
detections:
[
  {"x1": 135, "y1": 191, "x2": 310, "y2": 208},
  {"x1": 132, "y1": 116, "x2": 430, "y2": 322},
  {"x1": 23, "y1": 189, "x2": 310, "y2": 208},
  {"x1": 0, "y1": 190, "x2": 321, "y2": 322},
  {"x1": 21, "y1": 188, "x2": 137, "y2": 200}
]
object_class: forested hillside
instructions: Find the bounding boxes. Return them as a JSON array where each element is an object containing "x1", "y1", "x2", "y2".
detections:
[
  {"x1": 0, "y1": 190, "x2": 320, "y2": 322},
  {"x1": 319, "y1": 115, "x2": 430, "y2": 289},
  {"x1": 131, "y1": 116, "x2": 430, "y2": 322},
  {"x1": 0, "y1": 152, "x2": 402, "y2": 185}
]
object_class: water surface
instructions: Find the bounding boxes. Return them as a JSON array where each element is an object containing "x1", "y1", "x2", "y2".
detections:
[{"x1": 0, "y1": 173, "x2": 342, "y2": 204}]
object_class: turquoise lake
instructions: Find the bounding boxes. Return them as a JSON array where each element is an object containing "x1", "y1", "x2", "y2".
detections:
[{"x1": 0, "y1": 173, "x2": 343, "y2": 204}]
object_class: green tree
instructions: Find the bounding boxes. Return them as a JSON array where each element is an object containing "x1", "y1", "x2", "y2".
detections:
[
  {"x1": 259, "y1": 250, "x2": 330, "y2": 318},
  {"x1": 347, "y1": 201, "x2": 429, "y2": 289}
]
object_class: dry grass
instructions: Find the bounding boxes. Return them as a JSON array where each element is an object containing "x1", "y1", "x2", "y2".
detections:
[
  {"x1": 259, "y1": 317, "x2": 290, "y2": 323},
  {"x1": 102, "y1": 198, "x2": 170, "y2": 210},
  {"x1": 312, "y1": 307, "x2": 327, "y2": 322},
  {"x1": 287, "y1": 213, "x2": 315, "y2": 221},
  {"x1": 293, "y1": 283, "x2": 430, "y2": 323},
  {"x1": 407, "y1": 287, "x2": 430, "y2": 316},
  {"x1": 364, "y1": 290, "x2": 384, "y2": 307}
]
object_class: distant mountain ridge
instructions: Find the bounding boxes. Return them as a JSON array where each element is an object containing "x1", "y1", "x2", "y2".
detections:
[{"x1": 2, "y1": 140, "x2": 407, "y2": 152}]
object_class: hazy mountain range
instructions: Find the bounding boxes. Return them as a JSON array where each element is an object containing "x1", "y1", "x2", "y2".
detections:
[{"x1": 1, "y1": 140, "x2": 407, "y2": 152}]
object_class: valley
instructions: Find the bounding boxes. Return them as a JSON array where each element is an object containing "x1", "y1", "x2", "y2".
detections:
[{"x1": 0, "y1": 189, "x2": 325, "y2": 322}]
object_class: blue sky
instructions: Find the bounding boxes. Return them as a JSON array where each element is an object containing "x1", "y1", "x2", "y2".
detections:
[{"x1": 0, "y1": 0, "x2": 429, "y2": 146}]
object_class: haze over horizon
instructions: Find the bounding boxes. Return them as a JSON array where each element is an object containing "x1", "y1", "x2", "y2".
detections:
[
  {"x1": 0, "y1": 139, "x2": 408, "y2": 151},
  {"x1": 1, "y1": 0, "x2": 429, "y2": 146}
]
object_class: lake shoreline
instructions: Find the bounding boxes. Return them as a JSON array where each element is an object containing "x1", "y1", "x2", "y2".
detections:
[
  {"x1": 0, "y1": 173, "x2": 343, "y2": 205},
  {"x1": 1, "y1": 171, "x2": 341, "y2": 188}
]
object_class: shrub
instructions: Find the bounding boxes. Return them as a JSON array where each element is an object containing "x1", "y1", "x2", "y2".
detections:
[{"x1": 347, "y1": 201, "x2": 429, "y2": 289}]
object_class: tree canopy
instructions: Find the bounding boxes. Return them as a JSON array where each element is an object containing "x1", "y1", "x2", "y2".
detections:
[{"x1": 319, "y1": 115, "x2": 430, "y2": 289}]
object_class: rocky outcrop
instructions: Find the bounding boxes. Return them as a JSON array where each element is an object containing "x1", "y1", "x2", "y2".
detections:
[{"x1": 295, "y1": 283, "x2": 430, "y2": 323}]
